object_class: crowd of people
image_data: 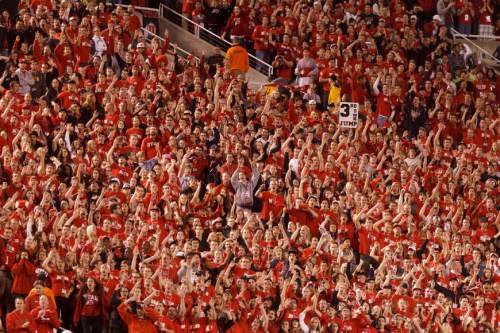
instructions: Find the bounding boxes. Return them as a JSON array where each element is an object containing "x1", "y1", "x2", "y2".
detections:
[
  {"x1": 0, "y1": 0, "x2": 498, "y2": 332},
  {"x1": 180, "y1": 0, "x2": 500, "y2": 60}
]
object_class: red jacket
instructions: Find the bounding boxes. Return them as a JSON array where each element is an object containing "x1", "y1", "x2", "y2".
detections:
[
  {"x1": 118, "y1": 303, "x2": 160, "y2": 333},
  {"x1": 6, "y1": 309, "x2": 31, "y2": 333},
  {"x1": 29, "y1": 307, "x2": 60, "y2": 333},
  {"x1": 11, "y1": 259, "x2": 36, "y2": 295}
]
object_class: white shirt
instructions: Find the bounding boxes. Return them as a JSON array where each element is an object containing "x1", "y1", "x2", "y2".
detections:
[{"x1": 92, "y1": 35, "x2": 107, "y2": 57}]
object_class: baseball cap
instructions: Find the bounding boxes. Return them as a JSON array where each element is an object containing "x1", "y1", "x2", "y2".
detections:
[{"x1": 432, "y1": 14, "x2": 442, "y2": 22}]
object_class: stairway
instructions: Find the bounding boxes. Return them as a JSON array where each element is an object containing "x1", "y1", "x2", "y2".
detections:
[
  {"x1": 157, "y1": 6, "x2": 270, "y2": 90},
  {"x1": 451, "y1": 29, "x2": 500, "y2": 74}
]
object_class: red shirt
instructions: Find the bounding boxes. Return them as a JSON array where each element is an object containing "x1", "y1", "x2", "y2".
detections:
[
  {"x1": 56, "y1": 91, "x2": 80, "y2": 109},
  {"x1": 260, "y1": 191, "x2": 285, "y2": 220},
  {"x1": 141, "y1": 136, "x2": 158, "y2": 160},
  {"x1": 458, "y1": 8, "x2": 473, "y2": 24},
  {"x1": 50, "y1": 271, "x2": 72, "y2": 297},
  {"x1": 76, "y1": 37, "x2": 92, "y2": 64},
  {"x1": 479, "y1": 10, "x2": 493, "y2": 25},
  {"x1": 118, "y1": 303, "x2": 161, "y2": 333},
  {"x1": 252, "y1": 25, "x2": 271, "y2": 51},
  {"x1": 79, "y1": 292, "x2": 102, "y2": 317},
  {"x1": 376, "y1": 93, "x2": 392, "y2": 118},
  {"x1": 29, "y1": 307, "x2": 60, "y2": 333},
  {"x1": 6, "y1": 309, "x2": 31, "y2": 333},
  {"x1": 339, "y1": 317, "x2": 364, "y2": 332}
]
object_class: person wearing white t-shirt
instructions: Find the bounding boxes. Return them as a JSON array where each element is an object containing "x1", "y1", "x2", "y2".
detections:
[{"x1": 92, "y1": 27, "x2": 107, "y2": 57}]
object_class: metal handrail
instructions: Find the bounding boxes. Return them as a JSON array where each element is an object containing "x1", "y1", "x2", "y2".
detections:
[
  {"x1": 451, "y1": 34, "x2": 500, "y2": 41},
  {"x1": 159, "y1": 3, "x2": 273, "y2": 77},
  {"x1": 138, "y1": 29, "x2": 264, "y2": 88},
  {"x1": 450, "y1": 28, "x2": 500, "y2": 65},
  {"x1": 105, "y1": 2, "x2": 159, "y2": 13},
  {"x1": 139, "y1": 27, "x2": 200, "y2": 65}
]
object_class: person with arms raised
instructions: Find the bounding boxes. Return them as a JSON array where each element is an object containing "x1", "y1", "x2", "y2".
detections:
[{"x1": 118, "y1": 295, "x2": 161, "y2": 333}]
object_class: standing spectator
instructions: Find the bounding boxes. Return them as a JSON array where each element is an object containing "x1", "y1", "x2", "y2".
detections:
[
  {"x1": 0, "y1": 1, "x2": 498, "y2": 333},
  {"x1": 117, "y1": 297, "x2": 161, "y2": 333},
  {"x1": 231, "y1": 160, "x2": 260, "y2": 211},
  {"x1": 42, "y1": 249, "x2": 73, "y2": 330},
  {"x1": 447, "y1": 44, "x2": 467, "y2": 76},
  {"x1": 456, "y1": 0, "x2": 474, "y2": 35},
  {"x1": 10, "y1": 251, "x2": 36, "y2": 299},
  {"x1": 15, "y1": 59, "x2": 33, "y2": 95},
  {"x1": 372, "y1": 71, "x2": 394, "y2": 127},
  {"x1": 478, "y1": 0, "x2": 494, "y2": 36},
  {"x1": 92, "y1": 27, "x2": 108, "y2": 58},
  {"x1": 29, "y1": 295, "x2": 60, "y2": 333},
  {"x1": 252, "y1": 16, "x2": 272, "y2": 70},
  {"x1": 318, "y1": 58, "x2": 340, "y2": 109},
  {"x1": 73, "y1": 277, "x2": 105, "y2": 333},
  {"x1": 109, "y1": 287, "x2": 129, "y2": 333},
  {"x1": 403, "y1": 93, "x2": 427, "y2": 139},
  {"x1": 222, "y1": 6, "x2": 246, "y2": 41},
  {"x1": 204, "y1": 0, "x2": 226, "y2": 35},
  {"x1": 191, "y1": 1, "x2": 207, "y2": 26},
  {"x1": 295, "y1": 49, "x2": 318, "y2": 88},
  {"x1": 182, "y1": 0, "x2": 195, "y2": 29},
  {"x1": 29, "y1": 59, "x2": 46, "y2": 99},
  {"x1": 436, "y1": 0, "x2": 455, "y2": 27},
  {"x1": 226, "y1": 37, "x2": 249, "y2": 78},
  {"x1": 25, "y1": 280, "x2": 56, "y2": 313},
  {"x1": 6, "y1": 297, "x2": 31, "y2": 333},
  {"x1": 271, "y1": 54, "x2": 293, "y2": 84}
]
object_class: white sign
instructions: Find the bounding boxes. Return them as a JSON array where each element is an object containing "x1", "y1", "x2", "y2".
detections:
[{"x1": 338, "y1": 102, "x2": 359, "y2": 128}]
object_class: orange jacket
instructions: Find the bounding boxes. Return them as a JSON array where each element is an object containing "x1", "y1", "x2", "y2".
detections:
[
  {"x1": 6, "y1": 309, "x2": 31, "y2": 333},
  {"x1": 117, "y1": 303, "x2": 161, "y2": 333},
  {"x1": 25, "y1": 289, "x2": 57, "y2": 313},
  {"x1": 226, "y1": 44, "x2": 249, "y2": 73}
]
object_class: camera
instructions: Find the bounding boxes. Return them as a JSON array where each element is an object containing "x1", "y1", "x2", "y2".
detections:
[{"x1": 130, "y1": 301, "x2": 143, "y2": 314}]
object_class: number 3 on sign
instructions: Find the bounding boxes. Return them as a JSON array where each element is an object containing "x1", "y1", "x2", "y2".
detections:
[{"x1": 339, "y1": 102, "x2": 359, "y2": 128}]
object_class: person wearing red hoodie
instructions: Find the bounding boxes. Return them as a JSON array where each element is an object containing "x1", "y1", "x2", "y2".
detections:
[
  {"x1": 29, "y1": 295, "x2": 60, "y2": 333},
  {"x1": 73, "y1": 277, "x2": 106, "y2": 333},
  {"x1": 118, "y1": 297, "x2": 161, "y2": 333},
  {"x1": 6, "y1": 297, "x2": 31, "y2": 333},
  {"x1": 10, "y1": 250, "x2": 36, "y2": 298}
]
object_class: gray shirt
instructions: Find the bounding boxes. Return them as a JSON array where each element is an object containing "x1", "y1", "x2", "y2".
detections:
[
  {"x1": 15, "y1": 69, "x2": 34, "y2": 95},
  {"x1": 231, "y1": 165, "x2": 260, "y2": 208},
  {"x1": 437, "y1": 0, "x2": 455, "y2": 24}
]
